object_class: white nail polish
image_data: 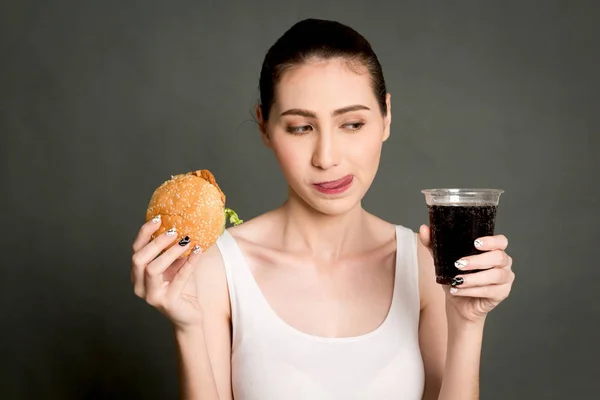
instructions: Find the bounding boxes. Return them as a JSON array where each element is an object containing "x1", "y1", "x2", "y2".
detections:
[
  {"x1": 450, "y1": 287, "x2": 458, "y2": 294},
  {"x1": 455, "y1": 259, "x2": 468, "y2": 269},
  {"x1": 166, "y1": 228, "x2": 177, "y2": 237},
  {"x1": 474, "y1": 239, "x2": 484, "y2": 248},
  {"x1": 192, "y1": 245, "x2": 201, "y2": 254},
  {"x1": 151, "y1": 215, "x2": 161, "y2": 224}
]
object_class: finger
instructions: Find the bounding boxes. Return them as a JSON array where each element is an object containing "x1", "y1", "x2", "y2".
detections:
[
  {"x1": 133, "y1": 229, "x2": 186, "y2": 298},
  {"x1": 131, "y1": 228, "x2": 180, "y2": 295},
  {"x1": 449, "y1": 283, "x2": 512, "y2": 301},
  {"x1": 450, "y1": 267, "x2": 514, "y2": 288},
  {"x1": 419, "y1": 225, "x2": 431, "y2": 248},
  {"x1": 132, "y1": 227, "x2": 180, "y2": 273},
  {"x1": 163, "y1": 257, "x2": 188, "y2": 282},
  {"x1": 133, "y1": 267, "x2": 147, "y2": 299},
  {"x1": 167, "y1": 245, "x2": 203, "y2": 296},
  {"x1": 454, "y1": 250, "x2": 511, "y2": 271},
  {"x1": 133, "y1": 253, "x2": 187, "y2": 299},
  {"x1": 145, "y1": 236, "x2": 192, "y2": 293},
  {"x1": 135, "y1": 258, "x2": 185, "y2": 300},
  {"x1": 473, "y1": 234, "x2": 508, "y2": 251},
  {"x1": 132, "y1": 215, "x2": 163, "y2": 254}
]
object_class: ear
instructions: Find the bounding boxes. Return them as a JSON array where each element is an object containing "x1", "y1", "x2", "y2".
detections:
[
  {"x1": 255, "y1": 104, "x2": 272, "y2": 148},
  {"x1": 382, "y1": 92, "x2": 392, "y2": 142}
]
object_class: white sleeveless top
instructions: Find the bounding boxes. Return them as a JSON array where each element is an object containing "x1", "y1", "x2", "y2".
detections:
[{"x1": 216, "y1": 225, "x2": 425, "y2": 400}]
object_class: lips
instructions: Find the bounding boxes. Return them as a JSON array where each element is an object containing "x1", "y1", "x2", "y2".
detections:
[{"x1": 314, "y1": 175, "x2": 354, "y2": 192}]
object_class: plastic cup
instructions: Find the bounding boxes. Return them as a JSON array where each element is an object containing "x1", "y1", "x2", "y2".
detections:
[{"x1": 421, "y1": 188, "x2": 504, "y2": 285}]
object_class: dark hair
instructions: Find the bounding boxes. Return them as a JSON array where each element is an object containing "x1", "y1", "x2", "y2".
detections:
[{"x1": 258, "y1": 18, "x2": 387, "y2": 121}]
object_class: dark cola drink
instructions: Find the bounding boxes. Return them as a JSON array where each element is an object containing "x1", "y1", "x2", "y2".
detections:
[
  {"x1": 428, "y1": 204, "x2": 497, "y2": 284},
  {"x1": 422, "y1": 189, "x2": 504, "y2": 285}
]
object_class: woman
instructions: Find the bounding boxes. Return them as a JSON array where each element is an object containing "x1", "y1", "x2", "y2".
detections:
[{"x1": 131, "y1": 18, "x2": 515, "y2": 399}]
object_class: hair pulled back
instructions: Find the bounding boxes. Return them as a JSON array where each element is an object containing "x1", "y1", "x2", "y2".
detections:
[{"x1": 258, "y1": 18, "x2": 387, "y2": 121}]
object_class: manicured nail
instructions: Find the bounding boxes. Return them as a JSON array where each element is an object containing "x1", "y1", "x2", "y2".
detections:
[
  {"x1": 474, "y1": 239, "x2": 484, "y2": 248},
  {"x1": 192, "y1": 245, "x2": 201, "y2": 254},
  {"x1": 455, "y1": 259, "x2": 468, "y2": 269},
  {"x1": 450, "y1": 287, "x2": 458, "y2": 294},
  {"x1": 178, "y1": 236, "x2": 190, "y2": 246},
  {"x1": 151, "y1": 215, "x2": 161, "y2": 223},
  {"x1": 166, "y1": 228, "x2": 177, "y2": 237},
  {"x1": 451, "y1": 277, "x2": 464, "y2": 286}
]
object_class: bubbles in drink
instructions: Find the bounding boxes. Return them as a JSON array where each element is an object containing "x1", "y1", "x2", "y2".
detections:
[{"x1": 428, "y1": 204, "x2": 497, "y2": 285}]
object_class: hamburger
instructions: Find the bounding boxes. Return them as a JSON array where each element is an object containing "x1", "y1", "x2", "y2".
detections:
[{"x1": 145, "y1": 169, "x2": 242, "y2": 257}]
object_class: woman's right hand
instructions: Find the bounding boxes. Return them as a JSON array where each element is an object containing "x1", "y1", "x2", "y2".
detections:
[{"x1": 131, "y1": 216, "x2": 204, "y2": 330}]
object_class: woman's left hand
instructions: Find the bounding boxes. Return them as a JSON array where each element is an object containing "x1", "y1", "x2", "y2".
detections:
[{"x1": 420, "y1": 226, "x2": 516, "y2": 324}]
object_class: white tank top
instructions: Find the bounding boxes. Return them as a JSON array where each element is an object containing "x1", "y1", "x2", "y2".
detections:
[{"x1": 216, "y1": 225, "x2": 425, "y2": 400}]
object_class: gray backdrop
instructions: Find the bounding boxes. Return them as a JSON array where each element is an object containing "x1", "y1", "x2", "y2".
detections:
[{"x1": 2, "y1": 0, "x2": 598, "y2": 399}]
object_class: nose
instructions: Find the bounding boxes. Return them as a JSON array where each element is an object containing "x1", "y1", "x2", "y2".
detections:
[{"x1": 311, "y1": 130, "x2": 340, "y2": 170}]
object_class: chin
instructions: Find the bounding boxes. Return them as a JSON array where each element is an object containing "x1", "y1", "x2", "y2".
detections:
[{"x1": 293, "y1": 187, "x2": 364, "y2": 217}]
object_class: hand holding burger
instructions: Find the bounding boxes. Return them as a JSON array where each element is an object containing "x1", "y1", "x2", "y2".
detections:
[{"x1": 130, "y1": 169, "x2": 242, "y2": 329}]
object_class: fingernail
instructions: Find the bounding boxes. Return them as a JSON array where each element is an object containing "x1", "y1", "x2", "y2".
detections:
[
  {"x1": 450, "y1": 287, "x2": 458, "y2": 294},
  {"x1": 166, "y1": 228, "x2": 177, "y2": 237},
  {"x1": 178, "y1": 236, "x2": 190, "y2": 246},
  {"x1": 474, "y1": 239, "x2": 484, "y2": 248},
  {"x1": 192, "y1": 245, "x2": 201, "y2": 254},
  {"x1": 455, "y1": 259, "x2": 468, "y2": 269},
  {"x1": 151, "y1": 215, "x2": 161, "y2": 223},
  {"x1": 451, "y1": 277, "x2": 464, "y2": 286}
]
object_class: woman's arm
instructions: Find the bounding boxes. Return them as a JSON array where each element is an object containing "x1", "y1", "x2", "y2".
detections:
[
  {"x1": 175, "y1": 326, "x2": 223, "y2": 399},
  {"x1": 417, "y1": 228, "x2": 514, "y2": 400},
  {"x1": 176, "y1": 246, "x2": 233, "y2": 400},
  {"x1": 416, "y1": 234, "x2": 485, "y2": 400},
  {"x1": 437, "y1": 315, "x2": 485, "y2": 399},
  {"x1": 417, "y1": 235, "x2": 448, "y2": 399}
]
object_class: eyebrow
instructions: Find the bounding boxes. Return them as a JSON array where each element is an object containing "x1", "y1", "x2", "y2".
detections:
[{"x1": 280, "y1": 104, "x2": 371, "y2": 118}]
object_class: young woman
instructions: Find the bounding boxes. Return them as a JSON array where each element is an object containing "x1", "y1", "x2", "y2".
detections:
[{"x1": 131, "y1": 18, "x2": 515, "y2": 400}]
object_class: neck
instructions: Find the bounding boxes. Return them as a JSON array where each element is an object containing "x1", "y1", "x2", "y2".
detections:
[{"x1": 277, "y1": 188, "x2": 368, "y2": 260}]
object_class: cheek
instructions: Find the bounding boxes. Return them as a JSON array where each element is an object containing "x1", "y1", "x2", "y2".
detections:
[
  {"x1": 347, "y1": 133, "x2": 383, "y2": 166},
  {"x1": 271, "y1": 137, "x2": 307, "y2": 175}
]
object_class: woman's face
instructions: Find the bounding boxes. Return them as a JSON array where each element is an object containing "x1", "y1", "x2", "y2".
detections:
[{"x1": 258, "y1": 57, "x2": 391, "y2": 216}]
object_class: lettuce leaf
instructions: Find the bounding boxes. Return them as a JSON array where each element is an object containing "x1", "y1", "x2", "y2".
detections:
[{"x1": 224, "y1": 208, "x2": 243, "y2": 226}]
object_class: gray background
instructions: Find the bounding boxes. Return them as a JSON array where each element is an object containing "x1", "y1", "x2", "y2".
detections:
[{"x1": 1, "y1": 0, "x2": 598, "y2": 399}]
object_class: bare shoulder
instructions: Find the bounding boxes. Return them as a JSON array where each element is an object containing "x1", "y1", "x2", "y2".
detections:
[
  {"x1": 193, "y1": 239, "x2": 231, "y2": 319},
  {"x1": 364, "y1": 213, "x2": 399, "y2": 246},
  {"x1": 225, "y1": 209, "x2": 281, "y2": 244},
  {"x1": 370, "y1": 214, "x2": 440, "y2": 309},
  {"x1": 194, "y1": 210, "x2": 272, "y2": 288},
  {"x1": 414, "y1": 231, "x2": 444, "y2": 311},
  {"x1": 193, "y1": 211, "x2": 277, "y2": 313},
  {"x1": 414, "y1": 230, "x2": 447, "y2": 398},
  {"x1": 192, "y1": 235, "x2": 235, "y2": 398}
]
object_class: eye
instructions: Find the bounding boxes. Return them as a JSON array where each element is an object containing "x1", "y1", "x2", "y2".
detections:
[
  {"x1": 342, "y1": 122, "x2": 365, "y2": 132},
  {"x1": 286, "y1": 125, "x2": 313, "y2": 135}
]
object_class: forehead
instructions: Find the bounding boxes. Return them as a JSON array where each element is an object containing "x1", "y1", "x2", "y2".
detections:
[{"x1": 274, "y1": 58, "x2": 376, "y2": 113}]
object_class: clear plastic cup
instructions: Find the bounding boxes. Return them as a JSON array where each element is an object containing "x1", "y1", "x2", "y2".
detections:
[{"x1": 421, "y1": 189, "x2": 504, "y2": 285}]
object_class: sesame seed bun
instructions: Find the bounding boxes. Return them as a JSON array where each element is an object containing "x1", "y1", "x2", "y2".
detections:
[{"x1": 145, "y1": 169, "x2": 227, "y2": 258}]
